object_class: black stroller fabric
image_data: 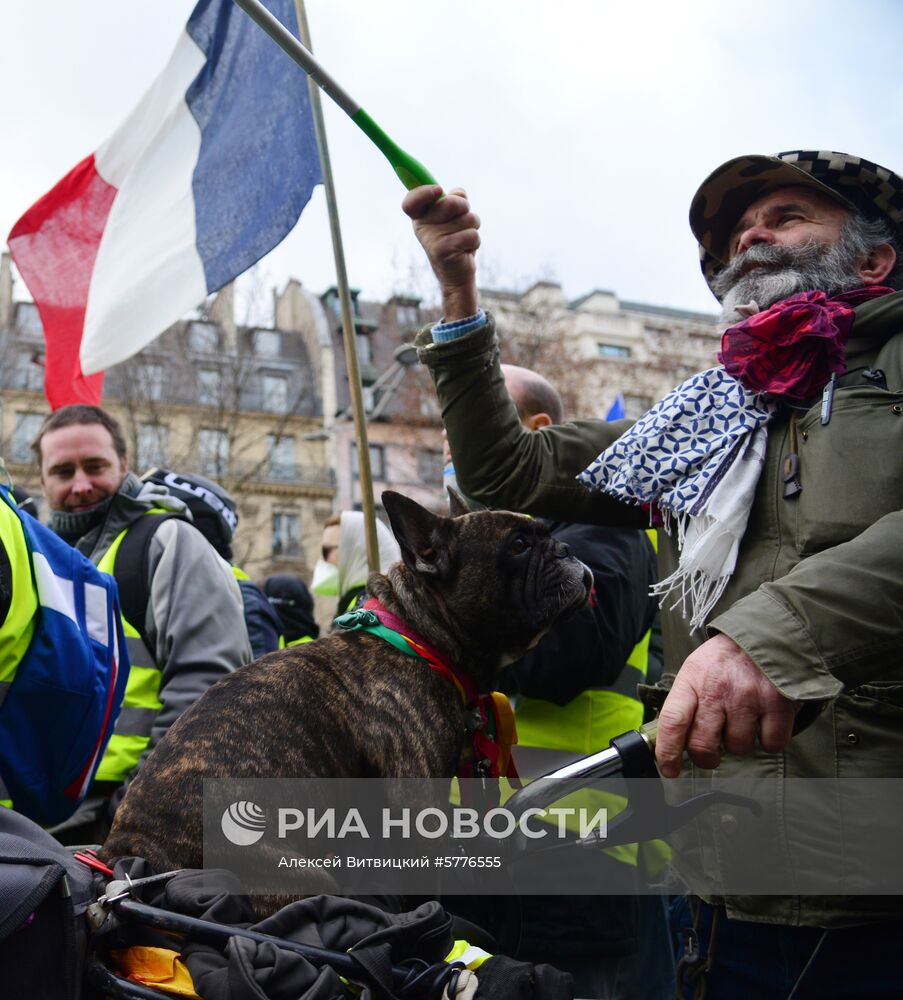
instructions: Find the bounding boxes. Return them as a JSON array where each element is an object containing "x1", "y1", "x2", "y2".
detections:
[
  {"x1": 474, "y1": 955, "x2": 576, "y2": 999},
  {"x1": 0, "y1": 809, "x2": 98, "y2": 1000},
  {"x1": 110, "y1": 857, "x2": 573, "y2": 1000}
]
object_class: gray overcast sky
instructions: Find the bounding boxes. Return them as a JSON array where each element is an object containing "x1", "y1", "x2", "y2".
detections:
[{"x1": 3, "y1": 0, "x2": 902, "y2": 324}]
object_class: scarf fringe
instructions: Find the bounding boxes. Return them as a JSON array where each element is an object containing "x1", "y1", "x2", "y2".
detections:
[
  {"x1": 649, "y1": 509, "x2": 733, "y2": 629},
  {"x1": 650, "y1": 509, "x2": 730, "y2": 631},
  {"x1": 650, "y1": 564, "x2": 731, "y2": 633}
]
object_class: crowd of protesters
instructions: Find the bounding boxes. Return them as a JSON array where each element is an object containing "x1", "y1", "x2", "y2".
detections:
[{"x1": 0, "y1": 145, "x2": 901, "y2": 998}]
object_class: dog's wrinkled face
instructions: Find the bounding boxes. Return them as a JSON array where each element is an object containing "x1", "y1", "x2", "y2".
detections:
[{"x1": 382, "y1": 492, "x2": 592, "y2": 675}]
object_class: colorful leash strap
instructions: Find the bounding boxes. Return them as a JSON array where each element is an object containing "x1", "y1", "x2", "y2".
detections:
[{"x1": 333, "y1": 600, "x2": 520, "y2": 788}]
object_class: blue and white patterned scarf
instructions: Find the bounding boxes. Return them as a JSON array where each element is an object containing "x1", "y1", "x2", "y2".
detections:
[{"x1": 579, "y1": 366, "x2": 774, "y2": 630}]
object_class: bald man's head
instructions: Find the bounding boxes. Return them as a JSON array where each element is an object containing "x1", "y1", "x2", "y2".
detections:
[{"x1": 501, "y1": 364, "x2": 565, "y2": 429}]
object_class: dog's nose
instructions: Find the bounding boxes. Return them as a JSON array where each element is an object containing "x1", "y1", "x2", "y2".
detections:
[{"x1": 554, "y1": 539, "x2": 571, "y2": 558}]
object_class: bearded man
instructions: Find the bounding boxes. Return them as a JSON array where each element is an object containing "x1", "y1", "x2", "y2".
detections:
[{"x1": 403, "y1": 151, "x2": 903, "y2": 998}]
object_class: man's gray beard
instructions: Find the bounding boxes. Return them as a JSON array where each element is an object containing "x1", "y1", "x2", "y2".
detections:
[{"x1": 714, "y1": 233, "x2": 866, "y2": 323}]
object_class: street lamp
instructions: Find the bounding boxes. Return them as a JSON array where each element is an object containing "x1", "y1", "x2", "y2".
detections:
[
  {"x1": 366, "y1": 343, "x2": 419, "y2": 419},
  {"x1": 305, "y1": 343, "x2": 419, "y2": 439}
]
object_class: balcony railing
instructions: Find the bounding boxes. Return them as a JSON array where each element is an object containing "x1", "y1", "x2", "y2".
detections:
[{"x1": 225, "y1": 460, "x2": 335, "y2": 488}]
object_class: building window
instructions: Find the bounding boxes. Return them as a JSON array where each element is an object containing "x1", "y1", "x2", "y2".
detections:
[
  {"x1": 266, "y1": 434, "x2": 296, "y2": 480},
  {"x1": 355, "y1": 332, "x2": 372, "y2": 366},
  {"x1": 136, "y1": 423, "x2": 169, "y2": 472},
  {"x1": 11, "y1": 412, "x2": 44, "y2": 463},
  {"x1": 322, "y1": 289, "x2": 341, "y2": 317},
  {"x1": 351, "y1": 443, "x2": 386, "y2": 480},
  {"x1": 396, "y1": 303, "x2": 419, "y2": 327},
  {"x1": 188, "y1": 321, "x2": 219, "y2": 353},
  {"x1": 15, "y1": 350, "x2": 44, "y2": 391},
  {"x1": 272, "y1": 511, "x2": 300, "y2": 557},
  {"x1": 14, "y1": 303, "x2": 43, "y2": 337},
  {"x1": 416, "y1": 449, "x2": 443, "y2": 486},
  {"x1": 198, "y1": 368, "x2": 222, "y2": 405},
  {"x1": 199, "y1": 428, "x2": 229, "y2": 477},
  {"x1": 142, "y1": 362, "x2": 166, "y2": 400},
  {"x1": 261, "y1": 373, "x2": 288, "y2": 412},
  {"x1": 597, "y1": 343, "x2": 631, "y2": 359},
  {"x1": 254, "y1": 329, "x2": 281, "y2": 357}
]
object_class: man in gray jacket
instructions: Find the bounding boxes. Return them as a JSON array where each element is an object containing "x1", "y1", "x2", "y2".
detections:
[{"x1": 34, "y1": 404, "x2": 251, "y2": 843}]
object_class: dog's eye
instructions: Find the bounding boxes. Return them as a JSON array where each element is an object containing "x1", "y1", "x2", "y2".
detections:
[{"x1": 509, "y1": 535, "x2": 530, "y2": 555}]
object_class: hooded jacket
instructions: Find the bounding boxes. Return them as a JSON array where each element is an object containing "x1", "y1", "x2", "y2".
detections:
[
  {"x1": 262, "y1": 574, "x2": 319, "y2": 644},
  {"x1": 332, "y1": 511, "x2": 401, "y2": 617},
  {"x1": 416, "y1": 290, "x2": 903, "y2": 927}
]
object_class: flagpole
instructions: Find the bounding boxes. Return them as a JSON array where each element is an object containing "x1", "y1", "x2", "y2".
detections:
[
  {"x1": 292, "y1": 0, "x2": 380, "y2": 575},
  {"x1": 234, "y1": 0, "x2": 436, "y2": 190}
]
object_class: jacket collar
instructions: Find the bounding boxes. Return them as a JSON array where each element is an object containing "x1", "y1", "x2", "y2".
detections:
[
  {"x1": 80, "y1": 474, "x2": 189, "y2": 560},
  {"x1": 847, "y1": 288, "x2": 903, "y2": 359}
]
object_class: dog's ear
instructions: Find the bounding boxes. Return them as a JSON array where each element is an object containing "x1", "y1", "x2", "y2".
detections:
[
  {"x1": 382, "y1": 491, "x2": 454, "y2": 580},
  {"x1": 446, "y1": 487, "x2": 470, "y2": 519}
]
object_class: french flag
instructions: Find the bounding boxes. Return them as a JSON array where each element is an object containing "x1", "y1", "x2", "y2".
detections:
[{"x1": 8, "y1": 0, "x2": 321, "y2": 409}]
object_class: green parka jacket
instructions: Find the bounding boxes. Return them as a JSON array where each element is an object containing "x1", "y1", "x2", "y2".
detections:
[{"x1": 416, "y1": 290, "x2": 903, "y2": 927}]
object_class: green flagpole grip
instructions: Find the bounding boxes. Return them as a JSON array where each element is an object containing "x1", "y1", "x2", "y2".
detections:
[{"x1": 351, "y1": 108, "x2": 438, "y2": 190}]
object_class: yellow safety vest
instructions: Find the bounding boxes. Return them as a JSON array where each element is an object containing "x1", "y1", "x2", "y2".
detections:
[
  {"x1": 94, "y1": 512, "x2": 169, "y2": 784},
  {"x1": 444, "y1": 940, "x2": 492, "y2": 969},
  {"x1": 0, "y1": 498, "x2": 39, "y2": 810},
  {"x1": 505, "y1": 530, "x2": 669, "y2": 871},
  {"x1": 506, "y1": 630, "x2": 649, "y2": 866}
]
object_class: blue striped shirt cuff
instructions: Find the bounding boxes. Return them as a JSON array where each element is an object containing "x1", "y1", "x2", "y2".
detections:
[{"x1": 431, "y1": 309, "x2": 488, "y2": 343}]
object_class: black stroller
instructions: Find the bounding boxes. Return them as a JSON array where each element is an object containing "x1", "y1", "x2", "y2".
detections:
[{"x1": 0, "y1": 721, "x2": 747, "y2": 1000}]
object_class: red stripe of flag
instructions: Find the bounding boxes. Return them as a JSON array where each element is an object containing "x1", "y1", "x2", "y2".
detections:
[{"x1": 8, "y1": 155, "x2": 117, "y2": 409}]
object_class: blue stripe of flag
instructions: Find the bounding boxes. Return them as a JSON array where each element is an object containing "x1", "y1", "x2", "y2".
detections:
[{"x1": 186, "y1": 0, "x2": 322, "y2": 293}]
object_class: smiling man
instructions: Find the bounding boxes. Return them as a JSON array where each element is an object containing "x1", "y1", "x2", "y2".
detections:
[
  {"x1": 34, "y1": 404, "x2": 251, "y2": 844},
  {"x1": 404, "y1": 151, "x2": 903, "y2": 997},
  {"x1": 39, "y1": 419, "x2": 128, "y2": 515}
]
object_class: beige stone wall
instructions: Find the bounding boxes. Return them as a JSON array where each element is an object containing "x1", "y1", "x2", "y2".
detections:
[
  {"x1": 482, "y1": 282, "x2": 721, "y2": 421},
  {"x1": 1, "y1": 392, "x2": 334, "y2": 584},
  {"x1": 1, "y1": 388, "x2": 50, "y2": 508},
  {"x1": 331, "y1": 421, "x2": 445, "y2": 516}
]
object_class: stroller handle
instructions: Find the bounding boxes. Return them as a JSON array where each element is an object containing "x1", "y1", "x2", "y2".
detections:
[{"x1": 505, "y1": 720, "x2": 658, "y2": 818}]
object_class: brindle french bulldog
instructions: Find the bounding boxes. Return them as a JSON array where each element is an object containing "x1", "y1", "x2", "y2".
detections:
[{"x1": 102, "y1": 491, "x2": 591, "y2": 907}]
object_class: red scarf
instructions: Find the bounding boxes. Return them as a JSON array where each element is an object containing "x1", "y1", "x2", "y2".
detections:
[{"x1": 718, "y1": 286, "x2": 893, "y2": 402}]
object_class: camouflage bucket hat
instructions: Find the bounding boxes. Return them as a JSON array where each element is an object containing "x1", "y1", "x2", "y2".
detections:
[{"x1": 690, "y1": 150, "x2": 903, "y2": 296}]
